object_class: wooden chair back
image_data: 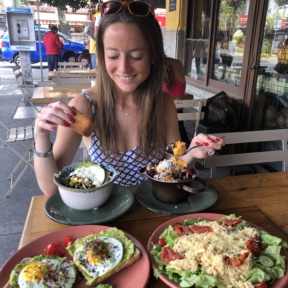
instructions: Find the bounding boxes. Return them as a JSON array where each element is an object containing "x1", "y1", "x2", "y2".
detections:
[
  {"x1": 203, "y1": 129, "x2": 288, "y2": 177},
  {"x1": 52, "y1": 77, "x2": 91, "y2": 87},
  {"x1": 58, "y1": 62, "x2": 88, "y2": 70}
]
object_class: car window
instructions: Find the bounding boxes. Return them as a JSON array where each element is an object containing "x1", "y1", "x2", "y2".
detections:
[
  {"x1": 34, "y1": 30, "x2": 48, "y2": 41},
  {"x1": 59, "y1": 35, "x2": 70, "y2": 44}
]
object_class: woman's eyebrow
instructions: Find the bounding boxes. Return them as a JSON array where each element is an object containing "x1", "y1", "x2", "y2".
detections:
[{"x1": 105, "y1": 47, "x2": 147, "y2": 52}]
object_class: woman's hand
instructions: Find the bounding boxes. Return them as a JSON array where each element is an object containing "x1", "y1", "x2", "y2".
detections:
[
  {"x1": 35, "y1": 101, "x2": 76, "y2": 135},
  {"x1": 189, "y1": 133, "x2": 225, "y2": 159}
]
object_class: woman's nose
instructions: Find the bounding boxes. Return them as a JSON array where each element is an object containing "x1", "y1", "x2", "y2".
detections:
[{"x1": 118, "y1": 57, "x2": 130, "y2": 73}]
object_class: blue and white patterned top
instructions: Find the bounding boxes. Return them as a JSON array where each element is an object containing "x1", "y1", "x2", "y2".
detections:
[{"x1": 81, "y1": 91, "x2": 163, "y2": 186}]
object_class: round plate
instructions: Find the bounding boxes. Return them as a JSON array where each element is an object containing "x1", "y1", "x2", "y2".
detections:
[
  {"x1": 0, "y1": 225, "x2": 150, "y2": 288},
  {"x1": 135, "y1": 180, "x2": 218, "y2": 215},
  {"x1": 45, "y1": 184, "x2": 134, "y2": 225},
  {"x1": 147, "y1": 213, "x2": 288, "y2": 288}
]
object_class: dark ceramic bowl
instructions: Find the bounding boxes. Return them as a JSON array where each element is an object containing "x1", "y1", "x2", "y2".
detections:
[{"x1": 139, "y1": 166, "x2": 207, "y2": 204}]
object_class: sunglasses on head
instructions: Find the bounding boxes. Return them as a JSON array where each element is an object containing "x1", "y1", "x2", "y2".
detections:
[{"x1": 100, "y1": 0, "x2": 154, "y2": 17}]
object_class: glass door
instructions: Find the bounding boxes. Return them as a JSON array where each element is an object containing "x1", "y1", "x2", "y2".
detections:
[{"x1": 250, "y1": 0, "x2": 288, "y2": 132}]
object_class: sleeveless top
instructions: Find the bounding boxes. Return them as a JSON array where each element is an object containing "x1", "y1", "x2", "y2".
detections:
[
  {"x1": 162, "y1": 76, "x2": 185, "y2": 98},
  {"x1": 81, "y1": 91, "x2": 164, "y2": 186}
]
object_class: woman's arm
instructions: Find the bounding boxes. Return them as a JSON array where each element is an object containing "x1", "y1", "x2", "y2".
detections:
[{"x1": 34, "y1": 95, "x2": 93, "y2": 196}]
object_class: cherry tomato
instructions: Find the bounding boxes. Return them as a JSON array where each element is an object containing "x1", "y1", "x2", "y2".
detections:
[
  {"x1": 45, "y1": 243, "x2": 65, "y2": 257},
  {"x1": 161, "y1": 247, "x2": 184, "y2": 263},
  {"x1": 227, "y1": 251, "x2": 249, "y2": 267},
  {"x1": 190, "y1": 225, "x2": 213, "y2": 234},
  {"x1": 173, "y1": 224, "x2": 191, "y2": 236},
  {"x1": 246, "y1": 238, "x2": 264, "y2": 256},
  {"x1": 63, "y1": 235, "x2": 74, "y2": 247},
  {"x1": 220, "y1": 218, "x2": 243, "y2": 227},
  {"x1": 158, "y1": 238, "x2": 166, "y2": 246},
  {"x1": 254, "y1": 283, "x2": 268, "y2": 288}
]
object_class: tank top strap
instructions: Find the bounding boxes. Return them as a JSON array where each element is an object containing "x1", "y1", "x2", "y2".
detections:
[{"x1": 81, "y1": 90, "x2": 96, "y2": 115}]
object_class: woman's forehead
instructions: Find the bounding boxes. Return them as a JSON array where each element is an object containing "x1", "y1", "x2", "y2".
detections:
[{"x1": 103, "y1": 22, "x2": 148, "y2": 47}]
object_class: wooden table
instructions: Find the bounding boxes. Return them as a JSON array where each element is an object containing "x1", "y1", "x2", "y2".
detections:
[
  {"x1": 55, "y1": 69, "x2": 96, "y2": 78},
  {"x1": 19, "y1": 172, "x2": 288, "y2": 287},
  {"x1": 50, "y1": 69, "x2": 97, "y2": 78},
  {"x1": 31, "y1": 86, "x2": 86, "y2": 104}
]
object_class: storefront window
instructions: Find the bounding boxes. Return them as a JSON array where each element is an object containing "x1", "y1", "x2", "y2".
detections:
[
  {"x1": 255, "y1": 1, "x2": 288, "y2": 131},
  {"x1": 185, "y1": 0, "x2": 249, "y2": 87}
]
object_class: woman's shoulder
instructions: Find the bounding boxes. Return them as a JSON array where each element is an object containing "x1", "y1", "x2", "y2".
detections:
[
  {"x1": 69, "y1": 88, "x2": 96, "y2": 117},
  {"x1": 168, "y1": 58, "x2": 184, "y2": 71},
  {"x1": 168, "y1": 58, "x2": 185, "y2": 85}
]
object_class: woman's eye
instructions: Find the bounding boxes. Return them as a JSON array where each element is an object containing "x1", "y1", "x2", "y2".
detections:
[
  {"x1": 107, "y1": 55, "x2": 119, "y2": 60},
  {"x1": 130, "y1": 55, "x2": 143, "y2": 60}
]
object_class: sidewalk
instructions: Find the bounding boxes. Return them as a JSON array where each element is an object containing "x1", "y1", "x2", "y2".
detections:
[{"x1": 0, "y1": 69, "x2": 42, "y2": 267}]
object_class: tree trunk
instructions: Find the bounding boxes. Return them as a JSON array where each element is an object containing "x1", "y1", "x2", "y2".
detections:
[{"x1": 56, "y1": 8, "x2": 71, "y2": 37}]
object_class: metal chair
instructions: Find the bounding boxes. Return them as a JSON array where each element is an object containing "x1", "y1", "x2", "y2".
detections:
[
  {"x1": 12, "y1": 66, "x2": 41, "y2": 120},
  {"x1": 0, "y1": 120, "x2": 34, "y2": 197}
]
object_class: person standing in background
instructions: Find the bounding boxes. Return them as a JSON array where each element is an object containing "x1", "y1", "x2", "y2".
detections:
[
  {"x1": 220, "y1": 34, "x2": 236, "y2": 79},
  {"x1": 86, "y1": 7, "x2": 100, "y2": 69},
  {"x1": 43, "y1": 26, "x2": 63, "y2": 75}
]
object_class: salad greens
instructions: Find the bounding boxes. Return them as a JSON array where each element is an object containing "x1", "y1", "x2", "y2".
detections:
[{"x1": 151, "y1": 214, "x2": 288, "y2": 288}]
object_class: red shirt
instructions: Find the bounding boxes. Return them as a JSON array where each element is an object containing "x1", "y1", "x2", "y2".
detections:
[
  {"x1": 162, "y1": 76, "x2": 185, "y2": 98},
  {"x1": 43, "y1": 31, "x2": 63, "y2": 55}
]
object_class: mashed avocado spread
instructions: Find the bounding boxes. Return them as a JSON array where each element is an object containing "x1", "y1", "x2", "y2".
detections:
[{"x1": 67, "y1": 228, "x2": 135, "y2": 286}]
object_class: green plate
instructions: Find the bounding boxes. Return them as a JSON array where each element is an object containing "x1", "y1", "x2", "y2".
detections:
[
  {"x1": 45, "y1": 184, "x2": 134, "y2": 225},
  {"x1": 135, "y1": 180, "x2": 218, "y2": 215}
]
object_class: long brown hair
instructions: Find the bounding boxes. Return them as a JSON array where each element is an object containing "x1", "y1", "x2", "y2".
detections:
[
  {"x1": 163, "y1": 56, "x2": 174, "y2": 90},
  {"x1": 94, "y1": 8, "x2": 165, "y2": 158}
]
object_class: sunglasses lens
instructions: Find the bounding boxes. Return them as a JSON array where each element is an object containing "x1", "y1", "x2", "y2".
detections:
[
  {"x1": 129, "y1": 2, "x2": 150, "y2": 16},
  {"x1": 102, "y1": 2, "x2": 122, "y2": 15}
]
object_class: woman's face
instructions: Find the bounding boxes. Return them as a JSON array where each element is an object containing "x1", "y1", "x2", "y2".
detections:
[{"x1": 103, "y1": 22, "x2": 151, "y2": 95}]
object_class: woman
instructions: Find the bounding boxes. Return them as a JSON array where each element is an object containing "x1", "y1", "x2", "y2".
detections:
[{"x1": 34, "y1": 0, "x2": 224, "y2": 196}]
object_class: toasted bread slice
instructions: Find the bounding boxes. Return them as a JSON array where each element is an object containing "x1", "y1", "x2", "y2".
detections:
[
  {"x1": 91, "y1": 247, "x2": 141, "y2": 286},
  {"x1": 70, "y1": 107, "x2": 96, "y2": 137},
  {"x1": 67, "y1": 228, "x2": 142, "y2": 287},
  {"x1": 5, "y1": 256, "x2": 79, "y2": 288}
]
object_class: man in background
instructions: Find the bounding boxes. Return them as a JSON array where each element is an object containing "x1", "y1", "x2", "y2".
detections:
[{"x1": 43, "y1": 26, "x2": 63, "y2": 75}]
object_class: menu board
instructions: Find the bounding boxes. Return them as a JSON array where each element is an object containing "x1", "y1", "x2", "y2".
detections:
[{"x1": 169, "y1": 0, "x2": 176, "y2": 12}]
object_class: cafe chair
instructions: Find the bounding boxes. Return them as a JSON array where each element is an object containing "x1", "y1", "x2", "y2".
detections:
[
  {"x1": 58, "y1": 62, "x2": 88, "y2": 70},
  {"x1": 174, "y1": 98, "x2": 206, "y2": 136},
  {"x1": 203, "y1": 129, "x2": 288, "y2": 177},
  {"x1": 12, "y1": 66, "x2": 41, "y2": 119},
  {"x1": 0, "y1": 120, "x2": 34, "y2": 197}
]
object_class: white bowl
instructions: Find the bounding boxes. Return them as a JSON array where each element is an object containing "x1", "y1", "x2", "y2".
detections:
[{"x1": 53, "y1": 163, "x2": 118, "y2": 210}]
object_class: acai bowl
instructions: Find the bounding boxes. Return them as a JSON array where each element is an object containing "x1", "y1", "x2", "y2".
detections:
[
  {"x1": 53, "y1": 162, "x2": 118, "y2": 210},
  {"x1": 140, "y1": 157, "x2": 206, "y2": 204}
]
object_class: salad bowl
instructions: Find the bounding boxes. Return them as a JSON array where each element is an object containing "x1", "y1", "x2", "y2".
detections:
[{"x1": 53, "y1": 162, "x2": 118, "y2": 210}]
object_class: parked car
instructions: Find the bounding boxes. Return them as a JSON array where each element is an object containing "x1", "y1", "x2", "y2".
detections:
[{"x1": 1, "y1": 28, "x2": 86, "y2": 66}]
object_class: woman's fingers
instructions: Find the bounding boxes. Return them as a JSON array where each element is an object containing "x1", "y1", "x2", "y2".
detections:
[
  {"x1": 189, "y1": 133, "x2": 225, "y2": 158},
  {"x1": 35, "y1": 101, "x2": 76, "y2": 132}
]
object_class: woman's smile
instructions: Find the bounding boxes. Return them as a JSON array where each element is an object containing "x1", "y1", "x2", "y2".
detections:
[{"x1": 116, "y1": 74, "x2": 136, "y2": 82}]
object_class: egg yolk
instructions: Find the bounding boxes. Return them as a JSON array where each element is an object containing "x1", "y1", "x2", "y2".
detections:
[
  {"x1": 87, "y1": 250, "x2": 101, "y2": 264},
  {"x1": 21, "y1": 262, "x2": 48, "y2": 281},
  {"x1": 86, "y1": 241, "x2": 109, "y2": 265}
]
